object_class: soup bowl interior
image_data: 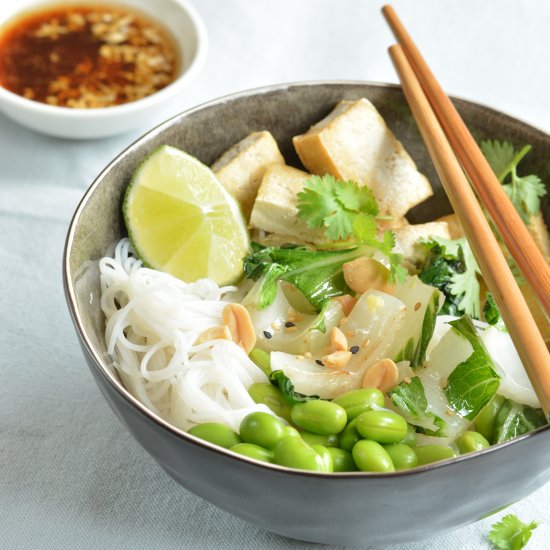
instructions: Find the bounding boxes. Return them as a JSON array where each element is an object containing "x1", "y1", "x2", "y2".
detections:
[{"x1": 64, "y1": 81, "x2": 550, "y2": 546}]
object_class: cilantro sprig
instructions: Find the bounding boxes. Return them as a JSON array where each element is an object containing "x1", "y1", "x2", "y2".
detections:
[
  {"x1": 488, "y1": 514, "x2": 538, "y2": 550},
  {"x1": 481, "y1": 140, "x2": 546, "y2": 224},
  {"x1": 420, "y1": 236, "x2": 482, "y2": 318},
  {"x1": 297, "y1": 174, "x2": 407, "y2": 283}
]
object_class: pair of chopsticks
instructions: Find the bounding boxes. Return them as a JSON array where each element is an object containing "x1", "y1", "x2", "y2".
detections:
[{"x1": 381, "y1": 5, "x2": 550, "y2": 419}]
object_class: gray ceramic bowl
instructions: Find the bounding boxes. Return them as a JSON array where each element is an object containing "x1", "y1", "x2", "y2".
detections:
[{"x1": 63, "y1": 82, "x2": 550, "y2": 547}]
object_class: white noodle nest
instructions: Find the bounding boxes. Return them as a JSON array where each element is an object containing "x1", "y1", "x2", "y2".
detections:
[{"x1": 99, "y1": 239, "x2": 272, "y2": 432}]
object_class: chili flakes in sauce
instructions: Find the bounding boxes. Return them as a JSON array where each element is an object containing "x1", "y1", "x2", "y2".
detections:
[{"x1": 0, "y1": 4, "x2": 179, "y2": 108}]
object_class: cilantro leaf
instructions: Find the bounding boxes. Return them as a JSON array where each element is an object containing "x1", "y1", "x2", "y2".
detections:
[
  {"x1": 297, "y1": 175, "x2": 406, "y2": 284},
  {"x1": 481, "y1": 140, "x2": 518, "y2": 181},
  {"x1": 481, "y1": 140, "x2": 547, "y2": 223},
  {"x1": 503, "y1": 174, "x2": 546, "y2": 223},
  {"x1": 334, "y1": 180, "x2": 379, "y2": 214},
  {"x1": 296, "y1": 175, "x2": 345, "y2": 236},
  {"x1": 420, "y1": 237, "x2": 481, "y2": 318},
  {"x1": 488, "y1": 514, "x2": 538, "y2": 550},
  {"x1": 269, "y1": 370, "x2": 320, "y2": 405}
]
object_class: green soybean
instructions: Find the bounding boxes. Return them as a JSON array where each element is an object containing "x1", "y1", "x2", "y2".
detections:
[
  {"x1": 300, "y1": 432, "x2": 340, "y2": 448},
  {"x1": 249, "y1": 348, "x2": 271, "y2": 376},
  {"x1": 414, "y1": 445, "x2": 457, "y2": 466},
  {"x1": 290, "y1": 400, "x2": 347, "y2": 435},
  {"x1": 230, "y1": 443, "x2": 274, "y2": 463},
  {"x1": 188, "y1": 423, "x2": 241, "y2": 448},
  {"x1": 274, "y1": 436, "x2": 329, "y2": 472},
  {"x1": 240, "y1": 412, "x2": 285, "y2": 449},
  {"x1": 327, "y1": 448, "x2": 358, "y2": 472},
  {"x1": 339, "y1": 419, "x2": 361, "y2": 451},
  {"x1": 383, "y1": 443, "x2": 418, "y2": 470},
  {"x1": 248, "y1": 382, "x2": 292, "y2": 423},
  {"x1": 312, "y1": 445, "x2": 334, "y2": 473},
  {"x1": 456, "y1": 431, "x2": 490, "y2": 455},
  {"x1": 282, "y1": 425, "x2": 301, "y2": 438},
  {"x1": 355, "y1": 410, "x2": 408, "y2": 444},
  {"x1": 352, "y1": 440, "x2": 395, "y2": 472},
  {"x1": 402, "y1": 423, "x2": 417, "y2": 446},
  {"x1": 475, "y1": 395, "x2": 505, "y2": 443},
  {"x1": 332, "y1": 388, "x2": 385, "y2": 420}
]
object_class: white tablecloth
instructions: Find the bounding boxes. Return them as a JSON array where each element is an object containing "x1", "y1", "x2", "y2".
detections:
[{"x1": 1, "y1": 1, "x2": 549, "y2": 548}]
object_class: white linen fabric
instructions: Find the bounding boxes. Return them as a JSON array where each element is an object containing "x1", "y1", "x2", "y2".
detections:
[{"x1": 1, "y1": 0, "x2": 549, "y2": 548}]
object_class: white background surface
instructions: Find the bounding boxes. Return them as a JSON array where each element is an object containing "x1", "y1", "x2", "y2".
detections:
[{"x1": 1, "y1": 1, "x2": 549, "y2": 549}]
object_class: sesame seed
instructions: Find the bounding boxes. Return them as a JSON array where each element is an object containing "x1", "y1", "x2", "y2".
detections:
[
  {"x1": 263, "y1": 330, "x2": 272, "y2": 339},
  {"x1": 349, "y1": 345, "x2": 359, "y2": 354},
  {"x1": 362, "y1": 338, "x2": 370, "y2": 348},
  {"x1": 315, "y1": 359, "x2": 324, "y2": 366},
  {"x1": 284, "y1": 321, "x2": 295, "y2": 328},
  {"x1": 414, "y1": 302, "x2": 421, "y2": 311}
]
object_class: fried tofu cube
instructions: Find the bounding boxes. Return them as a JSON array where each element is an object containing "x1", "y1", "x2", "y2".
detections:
[
  {"x1": 212, "y1": 131, "x2": 285, "y2": 220},
  {"x1": 293, "y1": 98, "x2": 433, "y2": 218},
  {"x1": 249, "y1": 164, "x2": 325, "y2": 243}
]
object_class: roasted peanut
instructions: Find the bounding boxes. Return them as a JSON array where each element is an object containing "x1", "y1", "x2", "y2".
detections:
[
  {"x1": 342, "y1": 257, "x2": 393, "y2": 294},
  {"x1": 195, "y1": 325, "x2": 232, "y2": 345},
  {"x1": 362, "y1": 358, "x2": 399, "y2": 393},
  {"x1": 222, "y1": 303, "x2": 256, "y2": 354},
  {"x1": 329, "y1": 326, "x2": 349, "y2": 352},
  {"x1": 334, "y1": 294, "x2": 357, "y2": 316},
  {"x1": 322, "y1": 350, "x2": 352, "y2": 370}
]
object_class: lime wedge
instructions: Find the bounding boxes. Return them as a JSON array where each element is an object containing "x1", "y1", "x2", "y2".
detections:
[{"x1": 123, "y1": 145, "x2": 250, "y2": 285}]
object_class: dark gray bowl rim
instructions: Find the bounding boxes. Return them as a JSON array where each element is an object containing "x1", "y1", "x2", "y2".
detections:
[{"x1": 63, "y1": 79, "x2": 550, "y2": 478}]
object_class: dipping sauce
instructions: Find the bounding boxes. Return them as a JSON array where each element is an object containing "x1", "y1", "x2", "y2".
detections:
[{"x1": 0, "y1": 3, "x2": 179, "y2": 108}]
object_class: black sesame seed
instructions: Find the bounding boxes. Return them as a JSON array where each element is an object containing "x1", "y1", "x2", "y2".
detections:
[
  {"x1": 350, "y1": 345, "x2": 360, "y2": 354},
  {"x1": 284, "y1": 321, "x2": 296, "y2": 328},
  {"x1": 315, "y1": 359, "x2": 324, "y2": 366},
  {"x1": 263, "y1": 330, "x2": 272, "y2": 339}
]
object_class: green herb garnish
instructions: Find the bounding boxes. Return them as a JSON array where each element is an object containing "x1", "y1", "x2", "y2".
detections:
[
  {"x1": 420, "y1": 237, "x2": 481, "y2": 318},
  {"x1": 488, "y1": 514, "x2": 538, "y2": 550},
  {"x1": 481, "y1": 140, "x2": 546, "y2": 223},
  {"x1": 297, "y1": 174, "x2": 407, "y2": 284}
]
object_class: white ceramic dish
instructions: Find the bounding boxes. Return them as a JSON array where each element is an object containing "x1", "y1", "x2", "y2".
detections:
[{"x1": 0, "y1": 0, "x2": 208, "y2": 139}]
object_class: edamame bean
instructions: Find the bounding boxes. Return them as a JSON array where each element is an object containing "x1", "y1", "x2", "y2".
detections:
[
  {"x1": 282, "y1": 425, "x2": 301, "y2": 438},
  {"x1": 240, "y1": 412, "x2": 285, "y2": 450},
  {"x1": 327, "y1": 448, "x2": 358, "y2": 472},
  {"x1": 300, "y1": 432, "x2": 340, "y2": 448},
  {"x1": 274, "y1": 436, "x2": 330, "y2": 472},
  {"x1": 456, "y1": 431, "x2": 490, "y2": 455},
  {"x1": 352, "y1": 440, "x2": 395, "y2": 472},
  {"x1": 414, "y1": 445, "x2": 457, "y2": 466},
  {"x1": 249, "y1": 348, "x2": 271, "y2": 376},
  {"x1": 312, "y1": 445, "x2": 334, "y2": 473},
  {"x1": 248, "y1": 383, "x2": 292, "y2": 423},
  {"x1": 475, "y1": 395, "x2": 505, "y2": 443},
  {"x1": 230, "y1": 443, "x2": 274, "y2": 463},
  {"x1": 339, "y1": 419, "x2": 361, "y2": 451},
  {"x1": 332, "y1": 388, "x2": 385, "y2": 420},
  {"x1": 290, "y1": 400, "x2": 347, "y2": 435},
  {"x1": 188, "y1": 423, "x2": 241, "y2": 448},
  {"x1": 355, "y1": 410, "x2": 408, "y2": 444},
  {"x1": 383, "y1": 443, "x2": 418, "y2": 470}
]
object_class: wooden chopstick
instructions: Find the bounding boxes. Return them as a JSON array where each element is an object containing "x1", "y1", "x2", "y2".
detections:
[
  {"x1": 382, "y1": 4, "x2": 550, "y2": 320},
  {"x1": 387, "y1": 43, "x2": 550, "y2": 418}
]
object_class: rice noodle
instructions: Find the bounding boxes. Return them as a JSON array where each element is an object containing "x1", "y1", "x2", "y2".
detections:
[{"x1": 99, "y1": 238, "x2": 273, "y2": 431}]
